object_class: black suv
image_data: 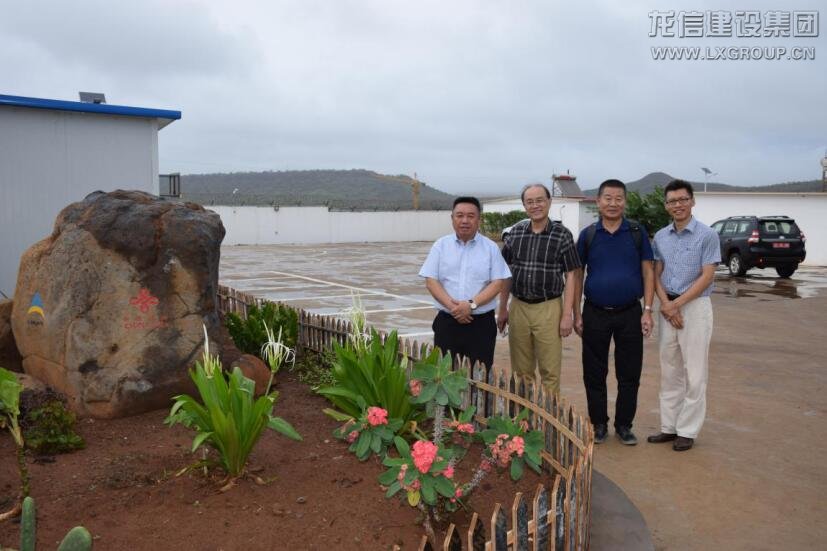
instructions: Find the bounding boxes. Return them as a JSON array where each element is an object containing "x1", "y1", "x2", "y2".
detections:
[{"x1": 710, "y1": 216, "x2": 806, "y2": 278}]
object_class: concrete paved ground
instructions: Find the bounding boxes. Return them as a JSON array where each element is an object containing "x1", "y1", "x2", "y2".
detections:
[{"x1": 221, "y1": 243, "x2": 827, "y2": 550}]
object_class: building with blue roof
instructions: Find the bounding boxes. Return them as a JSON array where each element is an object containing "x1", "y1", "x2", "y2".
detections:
[{"x1": 0, "y1": 93, "x2": 182, "y2": 297}]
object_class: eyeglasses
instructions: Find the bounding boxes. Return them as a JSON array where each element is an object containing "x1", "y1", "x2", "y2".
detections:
[
  {"x1": 665, "y1": 197, "x2": 692, "y2": 207},
  {"x1": 524, "y1": 198, "x2": 548, "y2": 207}
]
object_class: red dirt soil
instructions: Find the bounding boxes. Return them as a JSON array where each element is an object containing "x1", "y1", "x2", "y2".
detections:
[{"x1": 1, "y1": 373, "x2": 553, "y2": 550}]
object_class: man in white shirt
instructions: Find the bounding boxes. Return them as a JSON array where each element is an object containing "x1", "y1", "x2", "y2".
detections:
[{"x1": 419, "y1": 197, "x2": 512, "y2": 367}]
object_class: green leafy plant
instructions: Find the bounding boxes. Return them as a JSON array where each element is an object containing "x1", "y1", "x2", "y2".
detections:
[
  {"x1": 625, "y1": 186, "x2": 671, "y2": 235},
  {"x1": 318, "y1": 329, "x2": 421, "y2": 430},
  {"x1": 0, "y1": 367, "x2": 30, "y2": 514},
  {"x1": 479, "y1": 409, "x2": 544, "y2": 481},
  {"x1": 18, "y1": 496, "x2": 92, "y2": 551},
  {"x1": 165, "y1": 326, "x2": 301, "y2": 478},
  {"x1": 292, "y1": 349, "x2": 336, "y2": 389},
  {"x1": 23, "y1": 399, "x2": 85, "y2": 455},
  {"x1": 380, "y1": 436, "x2": 457, "y2": 508},
  {"x1": 332, "y1": 397, "x2": 403, "y2": 461},
  {"x1": 225, "y1": 302, "x2": 298, "y2": 356},
  {"x1": 481, "y1": 210, "x2": 527, "y2": 238},
  {"x1": 375, "y1": 352, "x2": 545, "y2": 545}
]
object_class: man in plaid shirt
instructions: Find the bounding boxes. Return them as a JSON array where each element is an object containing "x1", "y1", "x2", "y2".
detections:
[{"x1": 497, "y1": 183, "x2": 581, "y2": 393}]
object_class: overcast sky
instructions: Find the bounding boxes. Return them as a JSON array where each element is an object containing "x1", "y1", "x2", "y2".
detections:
[{"x1": 2, "y1": 0, "x2": 825, "y2": 194}]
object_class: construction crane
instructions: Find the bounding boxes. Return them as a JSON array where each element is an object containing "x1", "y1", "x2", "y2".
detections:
[
  {"x1": 378, "y1": 172, "x2": 421, "y2": 210},
  {"x1": 411, "y1": 172, "x2": 421, "y2": 210}
]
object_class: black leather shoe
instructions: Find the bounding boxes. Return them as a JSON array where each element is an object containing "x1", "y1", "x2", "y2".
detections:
[
  {"x1": 673, "y1": 436, "x2": 694, "y2": 451},
  {"x1": 647, "y1": 432, "x2": 678, "y2": 443},
  {"x1": 616, "y1": 426, "x2": 638, "y2": 446},
  {"x1": 593, "y1": 424, "x2": 608, "y2": 443}
]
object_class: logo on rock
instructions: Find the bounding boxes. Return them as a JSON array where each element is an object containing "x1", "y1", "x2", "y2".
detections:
[
  {"x1": 124, "y1": 288, "x2": 168, "y2": 331},
  {"x1": 27, "y1": 292, "x2": 45, "y2": 326},
  {"x1": 129, "y1": 288, "x2": 160, "y2": 313}
]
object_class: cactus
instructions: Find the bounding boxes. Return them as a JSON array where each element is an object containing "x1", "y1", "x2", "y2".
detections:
[
  {"x1": 56, "y1": 527, "x2": 92, "y2": 551},
  {"x1": 16, "y1": 497, "x2": 91, "y2": 551},
  {"x1": 20, "y1": 496, "x2": 35, "y2": 551}
]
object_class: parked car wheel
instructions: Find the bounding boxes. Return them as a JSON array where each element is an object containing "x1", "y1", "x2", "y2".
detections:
[
  {"x1": 728, "y1": 253, "x2": 747, "y2": 277},
  {"x1": 775, "y1": 264, "x2": 797, "y2": 279}
]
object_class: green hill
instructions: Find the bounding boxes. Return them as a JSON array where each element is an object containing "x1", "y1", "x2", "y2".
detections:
[{"x1": 179, "y1": 169, "x2": 456, "y2": 210}]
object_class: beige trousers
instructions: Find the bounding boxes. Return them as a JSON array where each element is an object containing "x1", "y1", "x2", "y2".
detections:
[
  {"x1": 508, "y1": 297, "x2": 562, "y2": 394},
  {"x1": 657, "y1": 296, "x2": 713, "y2": 439}
]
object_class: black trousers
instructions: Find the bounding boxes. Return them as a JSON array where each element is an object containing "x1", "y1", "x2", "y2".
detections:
[
  {"x1": 581, "y1": 301, "x2": 643, "y2": 429},
  {"x1": 432, "y1": 310, "x2": 497, "y2": 367}
]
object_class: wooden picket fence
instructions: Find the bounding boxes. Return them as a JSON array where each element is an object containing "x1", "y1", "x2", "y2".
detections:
[{"x1": 217, "y1": 285, "x2": 594, "y2": 550}]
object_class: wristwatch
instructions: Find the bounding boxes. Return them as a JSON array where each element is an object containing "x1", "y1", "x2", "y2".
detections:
[{"x1": 468, "y1": 299, "x2": 478, "y2": 310}]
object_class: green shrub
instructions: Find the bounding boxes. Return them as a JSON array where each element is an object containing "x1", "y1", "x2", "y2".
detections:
[
  {"x1": 318, "y1": 330, "x2": 422, "y2": 431},
  {"x1": 0, "y1": 367, "x2": 29, "y2": 499},
  {"x1": 625, "y1": 186, "x2": 671, "y2": 235},
  {"x1": 481, "y1": 210, "x2": 527, "y2": 237},
  {"x1": 23, "y1": 399, "x2": 85, "y2": 455},
  {"x1": 225, "y1": 302, "x2": 298, "y2": 356},
  {"x1": 165, "y1": 328, "x2": 301, "y2": 477}
]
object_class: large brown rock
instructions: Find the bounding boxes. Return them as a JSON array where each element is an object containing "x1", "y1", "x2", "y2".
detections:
[
  {"x1": 231, "y1": 354, "x2": 271, "y2": 397},
  {"x1": 11, "y1": 190, "x2": 225, "y2": 418},
  {"x1": 0, "y1": 299, "x2": 23, "y2": 372}
]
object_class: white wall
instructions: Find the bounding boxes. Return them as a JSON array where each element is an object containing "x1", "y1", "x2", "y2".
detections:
[
  {"x1": 693, "y1": 192, "x2": 826, "y2": 266},
  {"x1": 0, "y1": 107, "x2": 161, "y2": 296},
  {"x1": 211, "y1": 205, "x2": 455, "y2": 245},
  {"x1": 483, "y1": 197, "x2": 598, "y2": 237}
]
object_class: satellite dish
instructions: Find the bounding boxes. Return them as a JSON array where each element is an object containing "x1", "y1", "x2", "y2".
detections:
[{"x1": 79, "y1": 92, "x2": 106, "y2": 104}]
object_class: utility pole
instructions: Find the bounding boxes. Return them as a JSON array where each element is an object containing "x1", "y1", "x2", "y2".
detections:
[
  {"x1": 412, "y1": 172, "x2": 421, "y2": 210},
  {"x1": 821, "y1": 151, "x2": 827, "y2": 192}
]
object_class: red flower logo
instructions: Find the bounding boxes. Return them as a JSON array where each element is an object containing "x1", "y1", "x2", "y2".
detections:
[{"x1": 129, "y1": 289, "x2": 159, "y2": 313}]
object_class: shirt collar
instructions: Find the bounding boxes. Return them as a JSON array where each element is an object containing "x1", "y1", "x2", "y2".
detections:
[
  {"x1": 669, "y1": 216, "x2": 697, "y2": 234},
  {"x1": 454, "y1": 232, "x2": 480, "y2": 245},
  {"x1": 597, "y1": 218, "x2": 629, "y2": 232}
]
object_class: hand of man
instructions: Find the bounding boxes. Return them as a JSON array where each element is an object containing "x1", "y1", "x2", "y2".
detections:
[
  {"x1": 641, "y1": 311, "x2": 653, "y2": 337},
  {"x1": 559, "y1": 315, "x2": 573, "y2": 337},
  {"x1": 573, "y1": 315, "x2": 583, "y2": 337},
  {"x1": 668, "y1": 311, "x2": 684, "y2": 329},
  {"x1": 450, "y1": 299, "x2": 473, "y2": 324},
  {"x1": 660, "y1": 299, "x2": 680, "y2": 319},
  {"x1": 497, "y1": 307, "x2": 509, "y2": 333}
]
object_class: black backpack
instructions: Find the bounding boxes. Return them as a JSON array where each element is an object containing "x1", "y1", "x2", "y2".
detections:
[{"x1": 581, "y1": 219, "x2": 643, "y2": 263}]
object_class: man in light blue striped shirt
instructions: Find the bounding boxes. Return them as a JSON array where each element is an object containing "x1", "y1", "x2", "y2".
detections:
[
  {"x1": 419, "y1": 197, "x2": 511, "y2": 367},
  {"x1": 648, "y1": 180, "x2": 720, "y2": 452}
]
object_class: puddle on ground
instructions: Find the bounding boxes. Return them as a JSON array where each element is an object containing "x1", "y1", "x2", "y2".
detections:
[{"x1": 712, "y1": 266, "x2": 827, "y2": 300}]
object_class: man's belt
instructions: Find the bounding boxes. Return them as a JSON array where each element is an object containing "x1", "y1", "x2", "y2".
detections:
[
  {"x1": 586, "y1": 299, "x2": 639, "y2": 313},
  {"x1": 514, "y1": 294, "x2": 560, "y2": 304}
]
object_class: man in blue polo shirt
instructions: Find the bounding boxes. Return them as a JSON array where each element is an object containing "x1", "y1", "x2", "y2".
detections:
[
  {"x1": 420, "y1": 196, "x2": 511, "y2": 367},
  {"x1": 574, "y1": 179, "x2": 655, "y2": 445}
]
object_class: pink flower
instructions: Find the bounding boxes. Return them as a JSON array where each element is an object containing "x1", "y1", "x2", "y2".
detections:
[
  {"x1": 411, "y1": 441, "x2": 439, "y2": 474},
  {"x1": 455, "y1": 487, "x2": 463, "y2": 498},
  {"x1": 409, "y1": 379, "x2": 422, "y2": 397},
  {"x1": 480, "y1": 459, "x2": 492, "y2": 472},
  {"x1": 442, "y1": 465, "x2": 454, "y2": 479},
  {"x1": 366, "y1": 407, "x2": 388, "y2": 426},
  {"x1": 346, "y1": 430, "x2": 359, "y2": 443},
  {"x1": 509, "y1": 436, "x2": 525, "y2": 457},
  {"x1": 411, "y1": 479, "x2": 421, "y2": 490},
  {"x1": 457, "y1": 423, "x2": 475, "y2": 434}
]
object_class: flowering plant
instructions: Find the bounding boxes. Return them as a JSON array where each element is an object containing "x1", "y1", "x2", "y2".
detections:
[
  {"x1": 318, "y1": 322, "x2": 423, "y2": 431},
  {"x1": 375, "y1": 352, "x2": 546, "y2": 543},
  {"x1": 333, "y1": 398, "x2": 403, "y2": 461},
  {"x1": 378, "y1": 437, "x2": 458, "y2": 508},
  {"x1": 166, "y1": 326, "x2": 301, "y2": 478},
  {"x1": 479, "y1": 409, "x2": 544, "y2": 481}
]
